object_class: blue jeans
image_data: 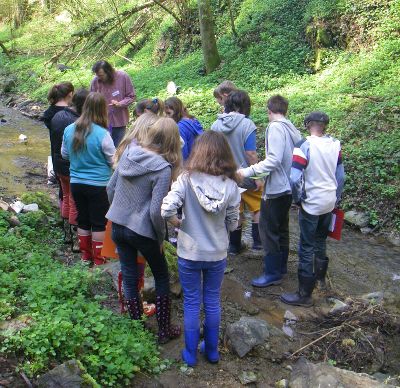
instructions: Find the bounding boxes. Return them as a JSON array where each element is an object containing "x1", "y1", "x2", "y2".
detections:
[
  {"x1": 298, "y1": 207, "x2": 332, "y2": 277},
  {"x1": 112, "y1": 223, "x2": 170, "y2": 299},
  {"x1": 178, "y1": 258, "x2": 226, "y2": 331},
  {"x1": 111, "y1": 126, "x2": 126, "y2": 147}
]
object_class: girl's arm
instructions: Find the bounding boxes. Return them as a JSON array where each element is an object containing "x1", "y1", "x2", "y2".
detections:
[
  {"x1": 101, "y1": 132, "x2": 116, "y2": 166},
  {"x1": 161, "y1": 173, "x2": 187, "y2": 221},
  {"x1": 150, "y1": 167, "x2": 173, "y2": 244},
  {"x1": 225, "y1": 185, "x2": 241, "y2": 232}
]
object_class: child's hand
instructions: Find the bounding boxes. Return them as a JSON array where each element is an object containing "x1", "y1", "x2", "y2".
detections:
[
  {"x1": 255, "y1": 179, "x2": 264, "y2": 191},
  {"x1": 236, "y1": 169, "x2": 245, "y2": 182},
  {"x1": 169, "y1": 216, "x2": 182, "y2": 228}
]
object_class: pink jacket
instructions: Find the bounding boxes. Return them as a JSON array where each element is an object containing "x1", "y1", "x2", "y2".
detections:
[{"x1": 90, "y1": 70, "x2": 135, "y2": 128}]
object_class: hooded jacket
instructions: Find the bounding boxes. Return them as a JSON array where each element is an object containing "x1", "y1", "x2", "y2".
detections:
[
  {"x1": 240, "y1": 118, "x2": 302, "y2": 198},
  {"x1": 178, "y1": 118, "x2": 203, "y2": 160},
  {"x1": 51, "y1": 108, "x2": 79, "y2": 176},
  {"x1": 161, "y1": 172, "x2": 241, "y2": 261},
  {"x1": 106, "y1": 143, "x2": 172, "y2": 244}
]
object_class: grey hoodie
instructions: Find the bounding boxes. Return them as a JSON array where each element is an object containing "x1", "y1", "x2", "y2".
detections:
[
  {"x1": 240, "y1": 118, "x2": 301, "y2": 198},
  {"x1": 161, "y1": 172, "x2": 241, "y2": 261},
  {"x1": 106, "y1": 143, "x2": 171, "y2": 244}
]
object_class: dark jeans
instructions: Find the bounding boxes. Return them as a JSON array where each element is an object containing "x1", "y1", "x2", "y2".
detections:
[
  {"x1": 259, "y1": 195, "x2": 292, "y2": 255},
  {"x1": 298, "y1": 207, "x2": 332, "y2": 277},
  {"x1": 178, "y1": 258, "x2": 226, "y2": 331},
  {"x1": 70, "y1": 183, "x2": 109, "y2": 231},
  {"x1": 111, "y1": 126, "x2": 126, "y2": 147},
  {"x1": 112, "y1": 223, "x2": 170, "y2": 300}
]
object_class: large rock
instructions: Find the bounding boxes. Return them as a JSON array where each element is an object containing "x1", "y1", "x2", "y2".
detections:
[
  {"x1": 36, "y1": 360, "x2": 94, "y2": 388},
  {"x1": 290, "y1": 358, "x2": 396, "y2": 388},
  {"x1": 344, "y1": 210, "x2": 370, "y2": 228},
  {"x1": 225, "y1": 317, "x2": 285, "y2": 358},
  {"x1": 1, "y1": 77, "x2": 16, "y2": 93}
]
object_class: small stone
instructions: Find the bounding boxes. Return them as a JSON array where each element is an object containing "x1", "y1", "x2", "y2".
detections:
[
  {"x1": 360, "y1": 227, "x2": 373, "y2": 235},
  {"x1": 328, "y1": 298, "x2": 349, "y2": 314},
  {"x1": 238, "y1": 371, "x2": 257, "y2": 385},
  {"x1": 344, "y1": 210, "x2": 370, "y2": 228},
  {"x1": 341, "y1": 338, "x2": 356, "y2": 347},
  {"x1": 286, "y1": 365, "x2": 293, "y2": 371},
  {"x1": 8, "y1": 215, "x2": 20, "y2": 227},
  {"x1": 361, "y1": 291, "x2": 384, "y2": 305},
  {"x1": 23, "y1": 203, "x2": 39, "y2": 212},
  {"x1": 284, "y1": 310, "x2": 298, "y2": 323},
  {"x1": 0, "y1": 199, "x2": 10, "y2": 211},
  {"x1": 224, "y1": 266, "x2": 234, "y2": 274},
  {"x1": 36, "y1": 360, "x2": 86, "y2": 387},
  {"x1": 10, "y1": 200, "x2": 25, "y2": 214},
  {"x1": 388, "y1": 235, "x2": 400, "y2": 247},
  {"x1": 275, "y1": 379, "x2": 289, "y2": 388}
]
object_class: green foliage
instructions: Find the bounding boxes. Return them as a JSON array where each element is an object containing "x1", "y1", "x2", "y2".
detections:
[
  {"x1": 0, "y1": 193, "x2": 161, "y2": 386},
  {"x1": 20, "y1": 191, "x2": 55, "y2": 215},
  {"x1": 0, "y1": 210, "x2": 11, "y2": 235}
]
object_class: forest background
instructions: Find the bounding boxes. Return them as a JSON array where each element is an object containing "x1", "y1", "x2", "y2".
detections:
[{"x1": 0, "y1": 0, "x2": 399, "y2": 232}]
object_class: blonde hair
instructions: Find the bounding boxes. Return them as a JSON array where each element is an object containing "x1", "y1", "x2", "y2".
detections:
[
  {"x1": 113, "y1": 112, "x2": 160, "y2": 166},
  {"x1": 141, "y1": 117, "x2": 182, "y2": 179}
]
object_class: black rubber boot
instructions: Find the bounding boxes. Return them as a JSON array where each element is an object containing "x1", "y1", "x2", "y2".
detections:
[
  {"x1": 63, "y1": 219, "x2": 72, "y2": 244},
  {"x1": 280, "y1": 275, "x2": 316, "y2": 307},
  {"x1": 229, "y1": 227, "x2": 246, "y2": 255},
  {"x1": 156, "y1": 295, "x2": 181, "y2": 344},
  {"x1": 281, "y1": 249, "x2": 289, "y2": 275},
  {"x1": 251, "y1": 223, "x2": 262, "y2": 250},
  {"x1": 315, "y1": 256, "x2": 329, "y2": 290}
]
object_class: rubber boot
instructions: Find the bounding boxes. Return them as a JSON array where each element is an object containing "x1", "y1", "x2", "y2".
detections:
[
  {"x1": 315, "y1": 256, "x2": 329, "y2": 290},
  {"x1": 63, "y1": 219, "x2": 72, "y2": 244},
  {"x1": 156, "y1": 295, "x2": 181, "y2": 344},
  {"x1": 71, "y1": 226, "x2": 80, "y2": 253},
  {"x1": 251, "y1": 223, "x2": 262, "y2": 250},
  {"x1": 182, "y1": 329, "x2": 200, "y2": 367},
  {"x1": 281, "y1": 249, "x2": 289, "y2": 275},
  {"x1": 91, "y1": 240, "x2": 107, "y2": 266},
  {"x1": 125, "y1": 296, "x2": 144, "y2": 320},
  {"x1": 251, "y1": 253, "x2": 283, "y2": 287},
  {"x1": 200, "y1": 325, "x2": 220, "y2": 363},
  {"x1": 280, "y1": 274, "x2": 316, "y2": 307},
  {"x1": 229, "y1": 226, "x2": 246, "y2": 255},
  {"x1": 78, "y1": 234, "x2": 92, "y2": 263}
]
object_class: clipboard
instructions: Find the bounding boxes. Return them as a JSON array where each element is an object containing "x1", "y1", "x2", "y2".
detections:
[{"x1": 328, "y1": 208, "x2": 344, "y2": 241}]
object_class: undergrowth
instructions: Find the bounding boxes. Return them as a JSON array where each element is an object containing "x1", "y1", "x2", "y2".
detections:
[{"x1": 0, "y1": 199, "x2": 162, "y2": 386}]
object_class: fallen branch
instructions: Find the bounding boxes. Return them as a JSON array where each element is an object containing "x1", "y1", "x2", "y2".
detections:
[
  {"x1": 351, "y1": 94, "x2": 384, "y2": 102},
  {"x1": 0, "y1": 41, "x2": 12, "y2": 58}
]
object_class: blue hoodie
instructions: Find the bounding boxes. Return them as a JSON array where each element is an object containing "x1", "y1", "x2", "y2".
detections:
[{"x1": 178, "y1": 118, "x2": 203, "y2": 160}]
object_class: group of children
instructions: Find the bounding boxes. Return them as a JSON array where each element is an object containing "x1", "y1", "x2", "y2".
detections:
[{"x1": 43, "y1": 63, "x2": 345, "y2": 367}]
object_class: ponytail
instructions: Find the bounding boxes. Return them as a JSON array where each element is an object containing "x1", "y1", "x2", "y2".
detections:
[{"x1": 47, "y1": 82, "x2": 74, "y2": 105}]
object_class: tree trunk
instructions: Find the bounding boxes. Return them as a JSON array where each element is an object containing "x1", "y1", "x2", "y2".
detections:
[{"x1": 197, "y1": 0, "x2": 221, "y2": 74}]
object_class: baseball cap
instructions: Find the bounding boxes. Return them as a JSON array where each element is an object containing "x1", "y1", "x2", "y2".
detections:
[{"x1": 304, "y1": 111, "x2": 330, "y2": 127}]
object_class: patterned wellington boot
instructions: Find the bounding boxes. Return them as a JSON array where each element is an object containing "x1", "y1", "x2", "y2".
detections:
[{"x1": 156, "y1": 295, "x2": 181, "y2": 344}]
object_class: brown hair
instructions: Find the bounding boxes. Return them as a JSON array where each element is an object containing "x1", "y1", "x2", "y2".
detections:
[
  {"x1": 267, "y1": 95, "x2": 288, "y2": 115},
  {"x1": 72, "y1": 92, "x2": 108, "y2": 152},
  {"x1": 135, "y1": 98, "x2": 164, "y2": 116},
  {"x1": 72, "y1": 88, "x2": 89, "y2": 115},
  {"x1": 224, "y1": 89, "x2": 251, "y2": 117},
  {"x1": 140, "y1": 117, "x2": 182, "y2": 179},
  {"x1": 186, "y1": 131, "x2": 238, "y2": 182},
  {"x1": 165, "y1": 97, "x2": 193, "y2": 123},
  {"x1": 47, "y1": 82, "x2": 74, "y2": 105},
  {"x1": 92, "y1": 60, "x2": 115, "y2": 84},
  {"x1": 213, "y1": 80, "x2": 238, "y2": 98},
  {"x1": 114, "y1": 112, "x2": 160, "y2": 166}
]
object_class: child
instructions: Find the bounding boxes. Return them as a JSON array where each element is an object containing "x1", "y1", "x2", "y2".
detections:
[
  {"x1": 165, "y1": 97, "x2": 203, "y2": 161},
  {"x1": 211, "y1": 89, "x2": 263, "y2": 253},
  {"x1": 135, "y1": 98, "x2": 164, "y2": 117},
  {"x1": 281, "y1": 111, "x2": 345, "y2": 307},
  {"x1": 213, "y1": 80, "x2": 238, "y2": 110},
  {"x1": 62, "y1": 92, "x2": 116, "y2": 265},
  {"x1": 161, "y1": 131, "x2": 241, "y2": 366},
  {"x1": 106, "y1": 117, "x2": 182, "y2": 344},
  {"x1": 238, "y1": 95, "x2": 301, "y2": 287}
]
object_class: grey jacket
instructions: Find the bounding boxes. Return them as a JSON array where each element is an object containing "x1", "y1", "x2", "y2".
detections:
[
  {"x1": 106, "y1": 143, "x2": 171, "y2": 244},
  {"x1": 161, "y1": 172, "x2": 241, "y2": 261},
  {"x1": 241, "y1": 118, "x2": 301, "y2": 198}
]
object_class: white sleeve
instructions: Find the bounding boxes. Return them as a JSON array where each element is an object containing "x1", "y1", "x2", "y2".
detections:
[{"x1": 101, "y1": 133, "x2": 116, "y2": 166}]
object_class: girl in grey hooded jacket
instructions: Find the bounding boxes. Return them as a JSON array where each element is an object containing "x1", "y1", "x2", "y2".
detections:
[{"x1": 161, "y1": 131, "x2": 240, "y2": 367}]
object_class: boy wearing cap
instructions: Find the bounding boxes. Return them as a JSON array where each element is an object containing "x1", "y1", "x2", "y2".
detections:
[{"x1": 281, "y1": 111, "x2": 345, "y2": 307}]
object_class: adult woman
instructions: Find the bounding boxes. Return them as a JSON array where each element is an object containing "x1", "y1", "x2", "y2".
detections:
[
  {"x1": 51, "y1": 89, "x2": 89, "y2": 251},
  {"x1": 61, "y1": 92, "x2": 115, "y2": 265},
  {"x1": 165, "y1": 97, "x2": 203, "y2": 161},
  {"x1": 90, "y1": 60, "x2": 135, "y2": 147},
  {"x1": 106, "y1": 117, "x2": 181, "y2": 343}
]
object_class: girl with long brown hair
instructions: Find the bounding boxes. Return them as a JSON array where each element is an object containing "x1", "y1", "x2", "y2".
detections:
[
  {"x1": 61, "y1": 92, "x2": 116, "y2": 265},
  {"x1": 106, "y1": 117, "x2": 182, "y2": 343},
  {"x1": 161, "y1": 131, "x2": 241, "y2": 366}
]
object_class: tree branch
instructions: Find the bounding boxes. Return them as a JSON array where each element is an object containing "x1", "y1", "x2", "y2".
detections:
[{"x1": 152, "y1": 0, "x2": 185, "y2": 29}]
